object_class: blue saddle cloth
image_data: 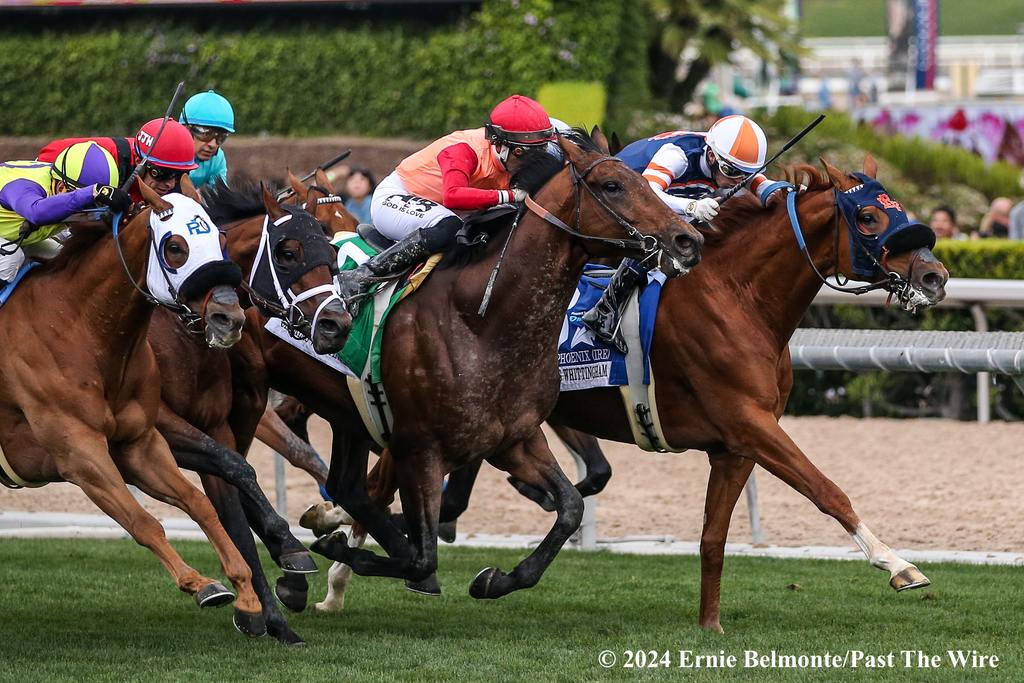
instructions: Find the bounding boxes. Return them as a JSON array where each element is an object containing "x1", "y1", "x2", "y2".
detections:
[
  {"x1": 558, "y1": 264, "x2": 664, "y2": 392},
  {"x1": 0, "y1": 261, "x2": 40, "y2": 308}
]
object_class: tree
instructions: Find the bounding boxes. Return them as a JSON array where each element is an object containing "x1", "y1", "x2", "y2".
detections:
[{"x1": 646, "y1": 0, "x2": 801, "y2": 110}]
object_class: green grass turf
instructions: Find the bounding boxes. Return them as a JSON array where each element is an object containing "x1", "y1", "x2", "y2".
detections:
[
  {"x1": 801, "y1": 0, "x2": 1024, "y2": 37},
  {"x1": 0, "y1": 539, "x2": 1021, "y2": 682}
]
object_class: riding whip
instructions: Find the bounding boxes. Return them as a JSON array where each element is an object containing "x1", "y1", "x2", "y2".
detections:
[
  {"x1": 276, "y1": 149, "x2": 353, "y2": 201},
  {"x1": 120, "y1": 81, "x2": 187, "y2": 193},
  {"x1": 716, "y1": 113, "x2": 826, "y2": 210}
]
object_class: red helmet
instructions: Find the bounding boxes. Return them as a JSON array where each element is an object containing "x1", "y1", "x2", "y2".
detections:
[
  {"x1": 133, "y1": 119, "x2": 199, "y2": 170},
  {"x1": 486, "y1": 95, "x2": 556, "y2": 146}
]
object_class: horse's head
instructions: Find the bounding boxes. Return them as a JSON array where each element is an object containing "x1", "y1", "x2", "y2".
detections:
[
  {"x1": 538, "y1": 128, "x2": 702, "y2": 275},
  {"x1": 822, "y1": 155, "x2": 948, "y2": 309},
  {"x1": 286, "y1": 169, "x2": 360, "y2": 235},
  {"x1": 258, "y1": 185, "x2": 351, "y2": 353},
  {"x1": 138, "y1": 179, "x2": 245, "y2": 348}
]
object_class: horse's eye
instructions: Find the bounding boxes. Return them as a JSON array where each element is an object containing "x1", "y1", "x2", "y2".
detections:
[
  {"x1": 859, "y1": 212, "x2": 876, "y2": 224},
  {"x1": 602, "y1": 181, "x2": 623, "y2": 194},
  {"x1": 168, "y1": 243, "x2": 181, "y2": 253}
]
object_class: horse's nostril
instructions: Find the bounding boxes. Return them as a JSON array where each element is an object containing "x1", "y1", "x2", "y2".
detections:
[
  {"x1": 319, "y1": 319, "x2": 340, "y2": 337},
  {"x1": 921, "y1": 272, "x2": 943, "y2": 292},
  {"x1": 211, "y1": 312, "x2": 230, "y2": 329}
]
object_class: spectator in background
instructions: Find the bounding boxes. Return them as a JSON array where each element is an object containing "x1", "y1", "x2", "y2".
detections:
[
  {"x1": 180, "y1": 90, "x2": 234, "y2": 189},
  {"x1": 1009, "y1": 174, "x2": 1024, "y2": 240},
  {"x1": 818, "y1": 79, "x2": 832, "y2": 111},
  {"x1": 847, "y1": 58, "x2": 865, "y2": 108},
  {"x1": 978, "y1": 197, "x2": 1014, "y2": 239},
  {"x1": 929, "y1": 205, "x2": 963, "y2": 240},
  {"x1": 344, "y1": 168, "x2": 375, "y2": 224}
]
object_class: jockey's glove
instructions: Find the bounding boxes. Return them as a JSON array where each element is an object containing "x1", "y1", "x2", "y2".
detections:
[
  {"x1": 511, "y1": 188, "x2": 529, "y2": 203},
  {"x1": 94, "y1": 185, "x2": 132, "y2": 214},
  {"x1": 18, "y1": 222, "x2": 37, "y2": 241},
  {"x1": 687, "y1": 197, "x2": 720, "y2": 222}
]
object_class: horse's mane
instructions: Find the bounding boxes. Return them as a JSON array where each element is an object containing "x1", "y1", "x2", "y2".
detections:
[
  {"x1": 437, "y1": 128, "x2": 600, "y2": 269},
  {"x1": 204, "y1": 179, "x2": 278, "y2": 224},
  {"x1": 705, "y1": 163, "x2": 832, "y2": 245}
]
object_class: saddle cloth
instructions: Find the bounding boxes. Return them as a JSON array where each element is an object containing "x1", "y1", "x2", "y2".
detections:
[
  {"x1": 265, "y1": 231, "x2": 440, "y2": 447},
  {"x1": 558, "y1": 264, "x2": 664, "y2": 392}
]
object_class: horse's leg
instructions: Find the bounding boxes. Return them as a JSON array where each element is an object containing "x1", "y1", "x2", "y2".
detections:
[
  {"x1": 470, "y1": 429, "x2": 584, "y2": 599},
  {"x1": 698, "y1": 450, "x2": 754, "y2": 633},
  {"x1": 315, "y1": 531, "x2": 367, "y2": 613},
  {"x1": 727, "y1": 410, "x2": 929, "y2": 591},
  {"x1": 199, "y1": 473, "x2": 304, "y2": 645},
  {"x1": 255, "y1": 400, "x2": 329, "y2": 487},
  {"x1": 159, "y1": 407, "x2": 315, "y2": 574},
  {"x1": 42, "y1": 426, "x2": 229, "y2": 607},
  {"x1": 551, "y1": 423, "x2": 612, "y2": 497},
  {"x1": 114, "y1": 428, "x2": 266, "y2": 636}
]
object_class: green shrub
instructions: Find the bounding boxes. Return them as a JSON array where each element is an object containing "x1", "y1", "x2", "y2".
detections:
[{"x1": 0, "y1": 0, "x2": 649, "y2": 140}]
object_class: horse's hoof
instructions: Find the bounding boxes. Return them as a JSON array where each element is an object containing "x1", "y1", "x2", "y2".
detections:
[
  {"x1": 891, "y1": 565, "x2": 930, "y2": 592},
  {"x1": 438, "y1": 521, "x2": 458, "y2": 544},
  {"x1": 507, "y1": 476, "x2": 556, "y2": 512},
  {"x1": 310, "y1": 530, "x2": 350, "y2": 561},
  {"x1": 268, "y1": 620, "x2": 306, "y2": 647},
  {"x1": 195, "y1": 582, "x2": 234, "y2": 608},
  {"x1": 469, "y1": 567, "x2": 509, "y2": 599},
  {"x1": 233, "y1": 609, "x2": 267, "y2": 638},
  {"x1": 299, "y1": 502, "x2": 333, "y2": 531},
  {"x1": 405, "y1": 574, "x2": 442, "y2": 596},
  {"x1": 278, "y1": 550, "x2": 319, "y2": 575},
  {"x1": 276, "y1": 576, "x2": 309, "y2": 613}
]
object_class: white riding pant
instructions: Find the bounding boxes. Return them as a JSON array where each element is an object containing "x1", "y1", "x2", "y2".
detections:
[
  {"x1": 370, "y1": 172, "x2": 459, "y2": 242},
  {"x1": 0, "y1": 237, "x2": 61, "y2": 283}
]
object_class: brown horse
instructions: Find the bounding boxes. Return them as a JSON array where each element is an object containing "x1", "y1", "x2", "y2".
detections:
[
  {"x1": 295, "y1": 129, "x2": 702, "y2": 597},
  {"x1": 150, "y1": 181, "x2": 350, "y2": 645},
  {"x1": 0, "y1": 181, "x2": 267, "y2": 635},
  {"x1": 313, "y1": 157, "x2": 951, "y2": 626}
]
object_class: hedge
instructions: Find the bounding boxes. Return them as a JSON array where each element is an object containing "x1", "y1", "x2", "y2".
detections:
[{"x1": 0, "y1": 0, "x2": 646, "y2": 139}]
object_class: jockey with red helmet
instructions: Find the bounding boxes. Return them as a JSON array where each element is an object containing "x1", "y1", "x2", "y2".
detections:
[
  {"x1": 37, "y1": 119, "x2": 199, "y2": 203},
  {"x1": 582, "y1": 115, "x2": 790, "y2": 352},
  {"x1": 336, "y1": 94, "x2": 557, "y2": 315}
]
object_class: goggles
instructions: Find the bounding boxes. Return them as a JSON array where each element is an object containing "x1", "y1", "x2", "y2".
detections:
[
  {"x1": 716, "y1": 158, "x2": 747, "y2": 179},
  {"x1": 144, "y1": 164, "x2": 185, "y2": 183},
  {"x1": 188, "y1": 125, "x2": 230, "y2": 145}
]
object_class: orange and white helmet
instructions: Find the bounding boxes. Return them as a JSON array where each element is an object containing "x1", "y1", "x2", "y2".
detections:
[{"x1": 705, "y1": 115, "x2": 768, "y2": 176}]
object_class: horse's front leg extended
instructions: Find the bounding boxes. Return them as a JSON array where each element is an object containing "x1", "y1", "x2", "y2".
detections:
[{"x1": 725, "y1": 408, "x2": 929, "y2": 591}]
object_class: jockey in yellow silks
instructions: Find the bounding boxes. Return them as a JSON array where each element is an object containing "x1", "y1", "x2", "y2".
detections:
[{"x1": 0, "y1": 141, "x2": 129, "y2": 284}]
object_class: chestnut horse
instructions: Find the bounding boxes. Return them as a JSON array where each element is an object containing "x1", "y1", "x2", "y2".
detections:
[
  {"x1": 0, "y1": 181, "x2": 267, "y2": 636},
  {"x1": 150, "y1": 181, "x2": 350, "y2": 645},
  {"x1": 313, "y1": 157, "x2": 950, "y2": 628},
  {"x1": 291, "y1": 130, "x2": 702, "y2": 597}
]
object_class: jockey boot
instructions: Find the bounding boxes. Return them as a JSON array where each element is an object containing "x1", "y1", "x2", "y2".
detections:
[{"x1": 580, "y1": 259, "x2": 648, "y2": 353}]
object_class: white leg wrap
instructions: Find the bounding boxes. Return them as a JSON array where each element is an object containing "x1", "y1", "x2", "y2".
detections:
[
  {"x1": 315, "y1": 531, "x2": 366, "y2": 613},
  {"x1": 850, "y1": 522, "x2": 913, "y2": 578}
]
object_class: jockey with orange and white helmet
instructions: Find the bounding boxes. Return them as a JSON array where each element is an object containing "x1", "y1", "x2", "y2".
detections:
[
  {"x1": 336, "y1": 94, "x2": 558, "y2": 315},
  {"x1": 582, "y1": 115, "x2": 789, "y2": 352}
]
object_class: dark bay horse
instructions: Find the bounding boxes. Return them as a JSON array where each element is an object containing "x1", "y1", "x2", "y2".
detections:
[
  {"x1": 150, "y1": 181, "x2": 349, "y2": 645},
  {"x1": 316, "y1": 157, "x2": 951, "y2": 629},
  {"x1": 0, "y1": 181, "x2": 267, "y2": 635},
  {"x1": 299, "y1": 130, "x2": 702, "y2": 597}
]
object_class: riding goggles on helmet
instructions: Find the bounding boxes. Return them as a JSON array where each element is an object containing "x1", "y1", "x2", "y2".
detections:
[
  {"x1": 145, "y1": 164, "x2": 185, "y2": 182},
  {"x1": 836, "y1": 172, "x2": 936, "y2": 277},
  {"x1": 716, "y1": 157, "x2": 747, "y2": 179},
  {"x1": 485, "y1": 123, "x2": 557, "y2": 147},
  {"x1": 188, "y1": 125, "x2": 230, "y2": 145}
]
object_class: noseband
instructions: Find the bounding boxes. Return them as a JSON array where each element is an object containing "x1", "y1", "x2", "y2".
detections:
[{"x1": 523, "y1": 155, "x2": 660, "y2": 256}]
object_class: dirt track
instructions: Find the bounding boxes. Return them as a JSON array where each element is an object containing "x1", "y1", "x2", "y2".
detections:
[{"x1": 2, "y1": 416, "x2": 1021, "y2": 553}]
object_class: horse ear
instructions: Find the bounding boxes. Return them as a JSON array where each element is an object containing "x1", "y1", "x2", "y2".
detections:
[
  {"x1": 287, "y1": 169, "x2": 307, "y2": 199},
  {"x1": 610, "y1": 132, "x2": 624, "y2": 156},
  {"x1": 138, "y1": 178, "x2": 173, "y2": 215},
  {"x1": 863, "y1": 154, "x2": 878, "y2": 179},
  {"x1": 178, "y1": 173, "x2": 203, "y2": 204},
  {"x1": 314, "y1": 168, "x2": 336, "y2": 194},
  {"x1": 590, "y1": 126, "x2": 610, "y2": 155},
  {"x1": 820, "y1": 157, "x2": 851, "y2": 190},
  {"x1": 261, "y1": 182, "x2": 287, "y2": 221},
  {"x1": 558, "y1": 133, "x2": 588, "y2": 166}
]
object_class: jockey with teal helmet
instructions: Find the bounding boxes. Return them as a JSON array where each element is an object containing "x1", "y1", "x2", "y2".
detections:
[
  {"x1": 0, "y1": 141, "x2": 128, "y2": 284},
  {"x1": 180, "y1": 90, "x2": 234, "y2": 189}
]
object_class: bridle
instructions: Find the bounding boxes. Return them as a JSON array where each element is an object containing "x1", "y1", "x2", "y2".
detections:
[
  {"x1": 241, "y1": 212, "x2": 344, "y2": 340},
  {"x1": 782, "y1": 184, "x2": 934, "y2": 312},
  {"x1": 523, "y1": 155, "x2": 661, "y2": 257}
]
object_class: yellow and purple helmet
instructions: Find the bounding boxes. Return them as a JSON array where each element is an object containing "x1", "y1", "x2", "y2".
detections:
[{"x1": 51, "y1": 141, "x2": 120, "y2": 190}]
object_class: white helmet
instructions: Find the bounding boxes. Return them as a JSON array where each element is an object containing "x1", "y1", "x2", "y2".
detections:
[{"x1": 705, "y1": 115, "x2": 768, "y2": 176}]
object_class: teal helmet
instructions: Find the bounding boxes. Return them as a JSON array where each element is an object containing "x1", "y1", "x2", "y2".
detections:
[{"x1": 180, "y1": 90, "x2": 235, "y2": 133}]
